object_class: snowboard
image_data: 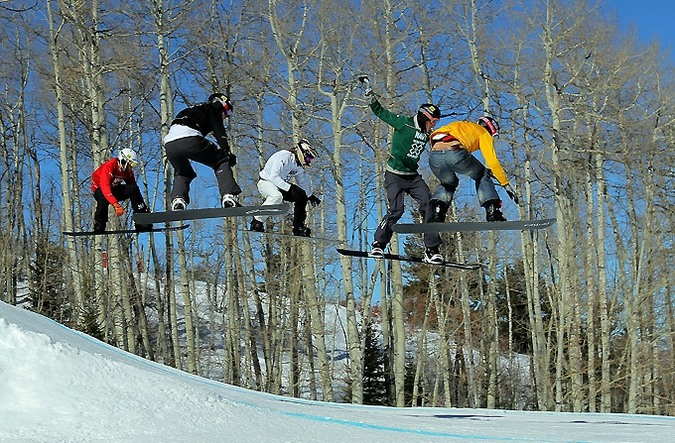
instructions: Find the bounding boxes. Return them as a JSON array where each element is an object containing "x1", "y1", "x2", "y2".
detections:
[
  {"x1": 63, "y1": 224, "x2": 190, "y2": 237},
  {"x1": 392, "y1": 218, "x2": 556, "y2": 234},
  {"x1": 132, "y1": 203, "x2": 291, "y2": 224},
  {"x1": 336, "y1": 248, "x2": 482, "y2": 270}
]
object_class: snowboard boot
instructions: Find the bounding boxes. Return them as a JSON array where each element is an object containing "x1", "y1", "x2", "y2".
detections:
[
  {"x1": 171, "y1": 197, "x2": 187, "y2": 211},
  {"x1": 368, "y1": 241, "x2": 385, "y2": 258},
  {"x1": 292, "y1": 225, "x2": 311, "y2": 237},
  {"x1": 93, "y1": 220, "x2": 106, "y2": 234},
  {"x1": 221, "y1": 193, "x2": 240, "y2": 208},
  {"x1": 423, "y1": 246, "x2": 444, "y2": 265},
  {"x1": 484, "y1": 199, "x2": 507, "y2": 222},
  {"x1": 250, "y1": 218, "x2": 264, "y2": 232},
  {"x1": 134, "y1": 207, "x2": 153, "y2": 232},
  {"x1": 429, "y1": 199, "x2": 449, "y2": 223}
]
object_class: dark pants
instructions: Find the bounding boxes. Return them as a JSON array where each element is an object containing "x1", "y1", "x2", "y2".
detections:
[
  {"x1": 165, "y1": 136, "x2": 241, "y2": 204},
  {"x1": 280, "y1": 188, "x2": 308, "y2": 228},
  {"x1": 373, "y1": 171, "x2": 441, "y2": 249},
  {"x1": 93, "y1": 185, "x2": 148, "y2": 229}
]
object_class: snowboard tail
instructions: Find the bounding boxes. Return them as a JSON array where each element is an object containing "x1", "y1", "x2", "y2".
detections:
[
  {"x1": 63, "y1": 224, "x2": 190, "y2": 237},
  {"x1": 132, "y1": 204, "x2": 291, "y2": 224},
  {"x1": 336, "y1": 248, "x2": 482, "y2": 270},
  {"x1": 392, "y1": 218, "x2": 556, "y2": 234}
]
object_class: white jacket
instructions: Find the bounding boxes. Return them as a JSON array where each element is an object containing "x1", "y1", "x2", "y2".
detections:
[{"x1": 259, "y1": 150, "x2": 311, "y2": 195}]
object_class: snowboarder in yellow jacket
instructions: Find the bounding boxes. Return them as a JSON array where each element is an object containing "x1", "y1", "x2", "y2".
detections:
[{"x1": 428, "y1": 116, "x2": 519, "y2": 222}]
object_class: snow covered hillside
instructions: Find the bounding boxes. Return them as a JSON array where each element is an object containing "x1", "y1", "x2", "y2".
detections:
[{"x1": 1, "y1": 300, "x2": 674, "y2": 443}]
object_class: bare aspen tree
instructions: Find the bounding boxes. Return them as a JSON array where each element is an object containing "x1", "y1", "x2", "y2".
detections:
[
  {"x1": 175, "y1": 228, "x2": 197, "y2": 372},
  {"x1": 311, "y1": 0, "x2": 374, "y2": 402},
  {"x1": 456, "y1": 0, "x2": 505, "y2": 408},
  {"x1": 263, "y1": 0, "x2": 344, "y2": 400},
  {"x1": 147, "y1": 0, "x2": 185, "y2": 367},
  {"x1": 54, "y1": 0, "x2": 131, "y2": 342},
  {"x1": 504, "y1": 19, "x2": 556, "y2": 409},
  {"x1": 357, "y1": 0, "x2": 421, "y2": 407},
  {"x1": 528, "y1": 0, "x2": 587, "y2": 411},
  {"x1": 0, "y1": 10, "x2": 32, "y2": 309},
  {"x1": 301, "y1": 240, "x2": 334, "y2": 400},
  {"x1": 594, "y1": 149, "x2": 611, "y2": 412},
  {"x1": 45, "y1": 0, "x2": 87, "y2": 324}
]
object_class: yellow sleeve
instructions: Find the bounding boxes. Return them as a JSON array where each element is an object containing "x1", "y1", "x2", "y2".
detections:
[{"x1": 479, "y1": 133, "x2": 508, "y2": 186}]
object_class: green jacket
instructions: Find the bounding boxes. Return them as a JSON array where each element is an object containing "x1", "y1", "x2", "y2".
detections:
[{"x1": 370, "y1": 98, "x2": 430, "y2": 175}]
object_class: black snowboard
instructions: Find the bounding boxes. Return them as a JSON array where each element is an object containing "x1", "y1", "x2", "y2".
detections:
[
  {"x1": 392, "y1": 218, "x2": 556, "y2": 234},
  {"x1": 63, "y1": 224, "x2": 190, "y2": 237},
  {"x1": 336, "y1": 248, "x2": 482, "y2": 270},
  {"x1": 132, "y1": 203, "x2": 291, "y2": 224}
]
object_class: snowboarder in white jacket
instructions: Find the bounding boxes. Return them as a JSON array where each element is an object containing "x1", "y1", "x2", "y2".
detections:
[{"x1": 250, "y1": 139, "x2": 321, "y2": 237}]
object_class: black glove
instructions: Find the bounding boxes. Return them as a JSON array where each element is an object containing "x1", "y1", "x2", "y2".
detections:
[
  {"x1": 503, "y1": 184, "x2": 519, "y2": 205},
  {"x1": 287, "y1": 184, "x2": 307, "y2": 201},
  {"x1": 227, "y1": 152, "x2": 237, "y2": 166},
  {"x1": 308, "y1": 195, "x2": 321, "y2": 207}
]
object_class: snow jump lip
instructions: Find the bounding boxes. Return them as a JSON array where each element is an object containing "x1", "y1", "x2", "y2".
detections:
[{"x1": 4, "y1": 298, "x2": 675, "y2": 443}]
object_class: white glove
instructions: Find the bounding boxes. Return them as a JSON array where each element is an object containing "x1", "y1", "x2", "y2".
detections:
[{"x1": 358, "y1": 75, "x2": 373, "y2": 98}]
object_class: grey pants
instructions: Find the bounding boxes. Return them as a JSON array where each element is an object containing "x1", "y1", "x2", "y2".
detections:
[
  {"x1": 373, "y1": 171, "x2": 441, "y2": 249},
  {"x1": 429, "y1": 148, "x2": 499, "y2": 206},
  {"x1": 165, "y1": 136, "x2": 241, "y2": 204}
]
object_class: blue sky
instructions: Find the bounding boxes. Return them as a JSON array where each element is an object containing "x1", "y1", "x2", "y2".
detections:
[{"x1": 608, "y1": 0, "x2": 675, "y2": 49}]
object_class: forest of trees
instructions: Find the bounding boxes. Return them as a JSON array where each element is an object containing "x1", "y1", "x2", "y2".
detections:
[{"x1": 2, "y1": 0, "x2": 675, "y2": 415}]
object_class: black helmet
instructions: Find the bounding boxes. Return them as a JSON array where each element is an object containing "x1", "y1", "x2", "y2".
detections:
[
  {"x1": 418, "y1": 103, "x2": 441, "y2": 122},
  {"x1": 296, "y1": 138, "x2": 318, "y2": 167},
  {"x1": 209, "y1": 93, "x2": 233, "y2": 117},
  {"x1": 477, "y1": 115, "x2": 500, "y2": 137}
]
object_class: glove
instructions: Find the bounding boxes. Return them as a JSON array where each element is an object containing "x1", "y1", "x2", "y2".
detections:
[
  {"x1": 357, "y1": 74, "x2": 373, "y2": 98},
  {"x1": 287, "y1": 184, "x2": 307, "y2": 201},
  {"x1": 308, "y1": 195, "x2": 321, "y2": 207},
  {"x1": 113, "y1": 203, "x2": 124, "y2": 217},
  {"x1": 503, "y1": 184, "x2": 519, "y2": 205},
  {"x1": 227, "y1": 152, "x2": 237, "y2": 166}
]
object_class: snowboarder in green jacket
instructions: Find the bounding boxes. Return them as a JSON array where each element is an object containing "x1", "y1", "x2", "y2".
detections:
[{"x1": 359, "y1": 75, "x2": 443, "y2": 265}]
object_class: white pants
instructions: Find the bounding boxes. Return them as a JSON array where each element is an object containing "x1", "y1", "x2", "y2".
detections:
[{"x1": 254, "y1": 179, "x2": 284, "y2": 222}]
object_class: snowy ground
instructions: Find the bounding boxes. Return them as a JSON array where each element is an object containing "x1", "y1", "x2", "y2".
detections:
[{"x1": 1, "y1": 300, "x2": 674, "y2": 443}]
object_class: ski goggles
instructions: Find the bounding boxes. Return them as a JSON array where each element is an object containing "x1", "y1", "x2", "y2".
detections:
[{"x1": 224, "y1": 102, "x2": 233, "y2": 117}]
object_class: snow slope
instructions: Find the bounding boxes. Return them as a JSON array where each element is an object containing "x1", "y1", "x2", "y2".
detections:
[{"x1": 1, "y1": 300, "x2": 674, "y2": 443}]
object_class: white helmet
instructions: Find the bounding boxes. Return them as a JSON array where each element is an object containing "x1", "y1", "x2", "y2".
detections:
[{"x1": 118, "y1": 148, "x2": 138, "y2": 167}]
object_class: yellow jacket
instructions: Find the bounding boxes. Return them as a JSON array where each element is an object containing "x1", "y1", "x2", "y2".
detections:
[{"x1": 430, "y1": 121, "x2": 509, "y2": 186}]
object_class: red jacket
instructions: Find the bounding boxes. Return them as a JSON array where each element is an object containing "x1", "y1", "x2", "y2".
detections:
[{"x1": 91, "y1": 158, "x2": 136, "y2": 205}]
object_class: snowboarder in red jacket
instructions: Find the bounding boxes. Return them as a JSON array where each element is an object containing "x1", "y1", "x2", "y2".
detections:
[{"x1": 91, "y1": 149, "x2": 151, "y2": 233}]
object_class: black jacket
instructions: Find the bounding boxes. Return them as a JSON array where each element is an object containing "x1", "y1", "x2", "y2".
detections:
[{"x1": 171, "y1": 102, "x2": 230, "y2": 151}]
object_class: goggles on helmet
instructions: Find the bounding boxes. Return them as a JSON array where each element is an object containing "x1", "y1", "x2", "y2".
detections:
[
  {"x1": 297, "y1": 139, "x2": 317, "y2": 167},
  {"x1": 223, "y1": 102, "x2": 233, "y2": 117},
  {"x1": 118, "y1": 149, "x2": 138, "y2": 168},
  {"x1": 418, "y1": 104, "x2": 441, "y2": 126}
]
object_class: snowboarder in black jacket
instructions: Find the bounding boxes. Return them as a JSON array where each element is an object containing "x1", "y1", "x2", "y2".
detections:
[{"x1": 164, "y1": 93, "x2": 242, "y2": 210}]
